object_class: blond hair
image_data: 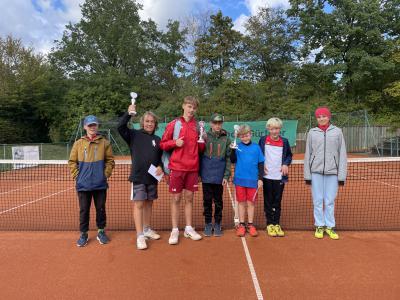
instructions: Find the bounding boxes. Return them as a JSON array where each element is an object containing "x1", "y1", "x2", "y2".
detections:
[
  {"x1": 183, "y1": 96, "x2": 199, "y2": 108},
  {"x1": 266, "y1": 117, "x2": 283, "y2": 129},
  {"x1": 238, "y1": 124, "x2": 251, "y2": 136},
  {"x1": 140, "y1": 111, "x2": 159, "y2": 131}
]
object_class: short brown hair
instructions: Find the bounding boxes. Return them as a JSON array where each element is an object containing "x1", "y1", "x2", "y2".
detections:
[
  {"x1": 238, "y1": 124, "x2": 251, "y2": 136},
  {"x1": 140, "y1": 111, "x2": 159, "y2": 131},
  {"x1": 183, "y1": 96, "x2": 199, "y2": 108}
]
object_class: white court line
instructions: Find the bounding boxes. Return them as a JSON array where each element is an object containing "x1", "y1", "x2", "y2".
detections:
[
  {"x1": 226, "y1": 183, "x2": 264, "y2": 300},
  {"x1": 0, "y1": 180, "x2": 50, "y2": 195},
  {"x1": 241, "y1": 237, "x2": 264, "y2": 300},
  {"x1": 0, "y1": 187, "x2": 74, "y2": 215}
]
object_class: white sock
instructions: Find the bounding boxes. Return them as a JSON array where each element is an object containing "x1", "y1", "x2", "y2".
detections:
[
  {"x1": 137, "y1": 232, "x2": 144, "y2": 239},
  {"x1": 172, "y1": 227, "x2": 179, "y2": 232},
  {"x1": 185, "y1": 225, "x2": 193, "y2": 232},
  {"x1": 143, "y1": 226, "x2": 151, "y2": 233}
]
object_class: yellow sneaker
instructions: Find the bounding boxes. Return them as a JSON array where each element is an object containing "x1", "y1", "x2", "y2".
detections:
[
  {"x1": 274, "y1": 225, "x2": 285, "y2": 237},
  {"x1": 325, "y1": 227, "x2": 339, "y2": 240},
  {"x1": 266, "y1": 224, "x2": 277, "y2": 237},
  {"x1": 314, "y1": 226, "x2": 324, "y2": 239}
]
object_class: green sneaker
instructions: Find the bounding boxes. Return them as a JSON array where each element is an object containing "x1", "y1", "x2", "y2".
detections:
[
  {"x1": 314, "y1": 226, "x2": 324, "y2": 239},
  {"x1": 325, "y1": 227, "x2": 339, "y2": 240}
]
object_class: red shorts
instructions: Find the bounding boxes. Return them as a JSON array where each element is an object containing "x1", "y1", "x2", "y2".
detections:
[
  {"x1": 169, "y1": 170, "x2": 199, "y2": 193},
  {"x1": 235, "y1": 186, "x2": 258, "y2": 203}
]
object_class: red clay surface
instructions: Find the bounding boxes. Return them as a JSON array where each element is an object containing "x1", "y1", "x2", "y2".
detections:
[{"x1": 0, "y1": 230, "x2": 399, "y2": 300}]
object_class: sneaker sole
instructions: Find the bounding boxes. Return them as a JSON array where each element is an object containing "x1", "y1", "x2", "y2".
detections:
[
  {"x1": 203, "y1": 232, "x2": 212, "y2": 237},
  {"x1": 97, "y1": 236, "x2": 109, "y2": 245},
  {"x1": 144, "y1": 235, "x2": 161, "y2": 240},
  {"x1": 184, "y1": 232, "x2": 202, "y2": 241},
  {"x1": 77, "y1": 238, "x2": 89, "y2": 247},
  {"x1": 213, "y1": 233, "x2": 223, "y2": 237},
  {"x1": 168, "y1": 240, "x2": 179, "y2": 245},
  {"x1": 137, "y1": 245, "x2": 148, "y2": 250}
]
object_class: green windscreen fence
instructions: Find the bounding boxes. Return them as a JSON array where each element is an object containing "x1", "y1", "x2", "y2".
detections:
[{"x1": 133, "y1": 120, "x2": 298, "y2": 146}]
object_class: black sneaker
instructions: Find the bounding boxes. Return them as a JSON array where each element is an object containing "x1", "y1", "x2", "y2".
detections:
[
  {"x1": 214, "y1": 223, "x2": 223, "y2": 237},
  {"x1": 97, "y1": 230, "x2": 110, "y2": 244},
  {"x1": 77, "y1": 232, "x2": 88, "y2": 247},
  {"x1": 204, "y1": 223, "x2": 213, "y2": 237}
]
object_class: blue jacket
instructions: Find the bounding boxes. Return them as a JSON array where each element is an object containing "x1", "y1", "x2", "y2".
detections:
[{"x1": 258, "y1": 135, "x2": 292, "y2": 183}]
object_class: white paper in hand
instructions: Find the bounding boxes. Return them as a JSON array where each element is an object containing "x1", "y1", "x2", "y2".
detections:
[{"x1": 148, "y1": 164, "x2": 163, "y2": 182}]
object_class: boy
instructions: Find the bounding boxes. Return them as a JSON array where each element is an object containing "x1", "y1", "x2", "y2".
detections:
[
  {"x1": 68, "y1": 115, "x2": 115, "y2": 247},
  {"x1": 200, "y1": 113, "x2": 231, "y2": 237},
  {"x1": 259, "y1": 117, "x2": 292, "y2": 237},
  {"x1": 118, "y1": 103, "x2": 163, "y2": 250},
  {"x1": 230, "y1": 124, "x2": 264, "y2": 237},
  {"x1": 160, "y1": 96, "x2": 206, "y2": 245}
]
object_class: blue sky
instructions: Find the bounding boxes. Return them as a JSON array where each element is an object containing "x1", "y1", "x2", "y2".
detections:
[{"x1": 0, "y1": 0, "x2": 291, "y2": 53}]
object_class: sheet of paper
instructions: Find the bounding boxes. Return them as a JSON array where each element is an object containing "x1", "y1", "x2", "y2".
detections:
[{"x1": 148, "y1": 164, "x2": 163, "y2": 182}]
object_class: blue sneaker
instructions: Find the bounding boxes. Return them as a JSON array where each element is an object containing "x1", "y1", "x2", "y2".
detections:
[
  {"x1": 97, "y1": 230, "x2": 110, "y2": 244},
  {"x1": 77, "y1": 232, "x2": 88, "y2": 247},
  {"x1": 214, "y1": 223, "x2": 223, "y2": 237},
  {"x1": 204, "y1": 223, "x2": 213, "y2": 237}
]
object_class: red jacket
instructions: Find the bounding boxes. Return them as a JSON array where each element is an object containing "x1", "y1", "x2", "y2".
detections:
[{"x1": 160, "y1": 117, "x2": 205, "y2": 172}]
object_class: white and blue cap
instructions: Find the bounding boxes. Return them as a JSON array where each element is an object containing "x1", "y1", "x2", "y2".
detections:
[{"x1": 83, "y1": 115, "x2": 99, "y2": 126}]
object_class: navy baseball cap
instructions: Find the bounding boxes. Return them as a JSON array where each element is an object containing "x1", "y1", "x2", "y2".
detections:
[{"x1": 83, "y1": 115, "x2": 99, "y2": 126}]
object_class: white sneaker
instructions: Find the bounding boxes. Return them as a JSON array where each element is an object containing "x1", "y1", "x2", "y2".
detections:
[
  {"x1": 184, "y1": 227, "x2": 202, "y2": 241},
  {"x1": 144, "y1": 229, "x2": 161, "y2": 240},
  {"x1": 137, "y1": 236, "x2": 147, "y2": 250},
  {"x1": 168, "y1": 230, "x2": 179, "y2": 245}
]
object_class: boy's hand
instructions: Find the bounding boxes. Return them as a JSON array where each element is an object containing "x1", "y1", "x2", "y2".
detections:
[
  {"x1": 128, "y1": 104, "x2": 136, "y2": 113},
  {"x1": 175, "y1": 136, "x2": 184, "y2": 147},
  {"x1": 229, "y1": 142, "x2": 236, "y2": 149},
  {"x1": 222, "y1": 179, "x2": 228, "y2": 185},
  {"x1": 281, "y1": 165, "x2": 289, "y2": 176},
  {"x1": 257, "y1": 180, "x2": 263, "y2": 189},
  {"x1": 155, "y1": 166, "x2": 163, "y2": 176}
]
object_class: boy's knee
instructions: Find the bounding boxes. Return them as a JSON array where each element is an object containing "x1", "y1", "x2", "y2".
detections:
[{"x1": 135, "y1": 201, "x2": 144, "y2": 209}]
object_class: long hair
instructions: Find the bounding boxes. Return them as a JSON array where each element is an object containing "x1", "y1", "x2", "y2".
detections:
[{"x1": 140, "y1": 111, "x2": 159, "y2": 132}]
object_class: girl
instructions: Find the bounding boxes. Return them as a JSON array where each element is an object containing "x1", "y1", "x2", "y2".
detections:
[{"x1": 304, "y1": 107, "x2": 347, "y2": 239}]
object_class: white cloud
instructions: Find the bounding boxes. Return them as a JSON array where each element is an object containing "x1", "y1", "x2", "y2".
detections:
[
  {"x1": 0, "y1": 0, "x2": 83, "y2": 54},
  {"x1": 233, "y1": 14, "x2": 249, "y2": 34},
  {"x1": 233, "y1": 0, "x2": 290, "y2": 33},
  {"x1": 137, "y1": 0, "x2": 213, "y2": 28},
  {"x1": 0, "y1": 0, "x2": 215, "y2": 54}
]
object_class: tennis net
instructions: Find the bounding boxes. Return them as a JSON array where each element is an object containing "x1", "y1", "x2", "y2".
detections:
[{"x1": 0, "y1": 158, "x2": 399, "y2": 231}]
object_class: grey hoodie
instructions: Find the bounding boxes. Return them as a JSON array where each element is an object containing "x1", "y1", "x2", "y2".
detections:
[{"x1": 304, "y1": 124, "x2": 347, "y2": 181}]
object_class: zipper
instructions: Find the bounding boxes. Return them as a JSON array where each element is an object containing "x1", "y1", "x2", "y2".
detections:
[
  {"x1": 323, "y1": 131, "x2": 326, "y2": 175},
  {"x1": 334, "y1": 156, "x2": 338, "y2": 170},
  {"x1": 94, "y1": 145, "x2": 98, "y2": 160},
  {"x1": 310, "y1": 156, "x2": 315, "y2": 168},
  {"x1": 84, "y1": 146, "x2": 87, "y2": 161}
]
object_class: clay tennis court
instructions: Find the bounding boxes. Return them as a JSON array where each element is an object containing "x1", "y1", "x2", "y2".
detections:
[{"x1": 1, "y1": 156, "x2": 400, "y2": 299}]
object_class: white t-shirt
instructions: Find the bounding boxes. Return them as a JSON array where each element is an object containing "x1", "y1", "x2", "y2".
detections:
[{"x1": 264, "y1": 136, "x2": 283, "y2": 180}]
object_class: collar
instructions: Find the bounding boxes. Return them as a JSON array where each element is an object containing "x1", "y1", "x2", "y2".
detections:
[{"x1": 266, "y1": 135, "x2": 283, "y2": 146}]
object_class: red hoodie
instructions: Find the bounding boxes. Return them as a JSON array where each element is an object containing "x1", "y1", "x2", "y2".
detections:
[{"x1": 160, "y1": 117, "x2": 205, "y2": 172}]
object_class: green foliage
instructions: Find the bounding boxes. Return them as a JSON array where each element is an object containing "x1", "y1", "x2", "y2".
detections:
[{"x1": 1, "y1": 1, "x2": 400, "y2": 143}]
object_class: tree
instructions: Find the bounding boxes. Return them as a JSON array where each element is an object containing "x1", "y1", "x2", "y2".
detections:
[
  {"x1": 289, "y1": 0, "x2": 397, "y2": 100},
  {"x1": 243, "y1": 7, "x2": 298, "y2": 82},
  {"x1": 0, "y1": 36, "x2": 64, "y2": 143},
  {"x1": 194, "y1": 11, "x2": 244, "y2": 88}
]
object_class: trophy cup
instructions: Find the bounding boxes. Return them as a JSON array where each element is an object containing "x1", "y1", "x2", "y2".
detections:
[
  {"x1": 198, "y1": 121, "x2": 205, "y2": 143},
  {"x1": 231, "y1": 125, "x2": 240, "y2": 149},
  {"x1": 129, "y1": 92, "x2": 138, "y2": 116}
]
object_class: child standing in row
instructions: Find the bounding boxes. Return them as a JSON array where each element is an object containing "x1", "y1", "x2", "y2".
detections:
[
  {"x1": 259, "y1": 118, "x2": 292, "y2": 237},
  {"x1": 200, "y1": 113, "x2": 231, "y2": 237},
  {"x1": 230, "y1": 124, "x2": 264, "y2": 237}
]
